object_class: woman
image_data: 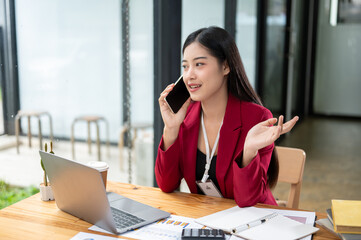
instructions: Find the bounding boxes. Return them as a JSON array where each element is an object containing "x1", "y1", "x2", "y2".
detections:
[{"x1": 156, "y1": 26, "x2": 298, "y2": 207}]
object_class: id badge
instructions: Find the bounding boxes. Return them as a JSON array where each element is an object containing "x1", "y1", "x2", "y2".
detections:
[{"x1": 196, "y1": 179, "x2": 223, "y2": 198}]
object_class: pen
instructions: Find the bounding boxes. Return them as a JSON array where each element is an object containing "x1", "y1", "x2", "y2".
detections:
[{"x1": 231, "y1": 213, "x2": 277, "y2": 234}]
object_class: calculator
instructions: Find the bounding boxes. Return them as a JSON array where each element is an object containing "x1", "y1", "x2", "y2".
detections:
[{"x1": 181, "y1": 228, "x2": 225, "y2": 240}]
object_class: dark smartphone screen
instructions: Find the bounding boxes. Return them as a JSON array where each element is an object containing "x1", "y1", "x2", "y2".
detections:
[{"x1": 165, "y1": 76, "x2": 190, "y2": 113}]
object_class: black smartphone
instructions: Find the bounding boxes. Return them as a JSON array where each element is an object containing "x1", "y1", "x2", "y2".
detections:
[{"x1": 165, "y1": 75, "x2": 190, "y2": 114}]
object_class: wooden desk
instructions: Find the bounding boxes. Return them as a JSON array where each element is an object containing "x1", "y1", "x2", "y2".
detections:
[{"x1": 0, "y1": 181, "x2": 339, "y2": 239}]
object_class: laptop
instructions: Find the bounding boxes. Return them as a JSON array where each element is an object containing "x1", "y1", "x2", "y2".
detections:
[{"x1": 39, "y1": 151, "x2": 170, "y2": 234}]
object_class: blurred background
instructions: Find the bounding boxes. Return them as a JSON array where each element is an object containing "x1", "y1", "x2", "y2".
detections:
[{"x1": 0, "y1": 0, "x2": 360, "y2": 212}]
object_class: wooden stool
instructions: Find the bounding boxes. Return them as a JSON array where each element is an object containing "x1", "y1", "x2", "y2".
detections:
[
  {"x1": 71, "y1": 115, "x2": 110, "y2": 161},
  {"x1": 15, "y1": 110, "x2": 53, "y2": 153}
]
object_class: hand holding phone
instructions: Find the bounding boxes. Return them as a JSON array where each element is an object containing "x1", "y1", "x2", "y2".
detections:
[
  {"x1": 160, "y1": 76, "x2": 190, "y2": 150},
  {"x1": 164, "y1": 76, "x2": 190, "y2": 114}
]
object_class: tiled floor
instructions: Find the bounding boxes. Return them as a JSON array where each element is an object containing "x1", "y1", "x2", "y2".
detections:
[
  {"x1": 0, "y1": 116, "x2": 360, "y2": 212},
  {"x1": 273, "y1": 116, "x2": 361, "y2": 212}
]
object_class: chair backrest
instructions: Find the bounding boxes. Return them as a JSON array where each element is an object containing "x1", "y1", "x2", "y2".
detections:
[{"x1": 275, "y1": 146, "x2": 306, "y2": 209}]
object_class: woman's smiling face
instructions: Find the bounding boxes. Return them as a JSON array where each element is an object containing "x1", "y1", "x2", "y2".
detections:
[{"x1": 182, "y1": 42, "x2": 229, "y2": 102}]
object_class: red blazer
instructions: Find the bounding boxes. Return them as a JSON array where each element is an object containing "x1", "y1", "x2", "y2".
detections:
[{"x1": 155, "y1": 93, "x2": 277, "y2": 207}]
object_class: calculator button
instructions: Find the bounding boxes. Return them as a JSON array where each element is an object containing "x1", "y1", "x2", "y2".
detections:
[
  {"x1": 191, "y1": 228, "x2": 198, "y2": 237},
  {"x1": 183, "y1": 229, "x2": 191, "y2": 236},
  {"x1": 181, "y1": 228, "x2": 225, "y2": 240}
]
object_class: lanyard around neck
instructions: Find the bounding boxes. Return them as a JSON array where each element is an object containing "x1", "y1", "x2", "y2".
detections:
[{"x1": 201, "y1": 112, "x2": 223, "y2": 183}]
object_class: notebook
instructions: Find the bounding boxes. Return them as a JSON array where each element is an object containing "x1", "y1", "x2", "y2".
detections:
[
  {"x1": 326, "y1": 208, "x2": 333, "y2": 223},
  {"x1": 316, "y1": 218, "x2": 341, "y2": 238},
  {"x1": 317, "y1": 217, "x2": 361, "y2": 240},
  {"x1": 325, "y1": 207, "x2": 361, "y2": 240},
  {"x1": 39, "y1": 151, "x2": 170, "y2": 234},
  {"x1": 195, "y1": 206, "x2": 319, "y2": 240},
  {"x1": 332, "y1": 200, "x2": 361, "y2": 234}
]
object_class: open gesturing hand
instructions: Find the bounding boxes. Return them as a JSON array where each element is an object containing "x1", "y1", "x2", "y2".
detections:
[{"x1": 242, "y1": 115, "x2": 299, "y2": 166}]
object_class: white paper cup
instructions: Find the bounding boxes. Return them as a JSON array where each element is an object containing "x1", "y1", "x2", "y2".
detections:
[{"x1": 87, "y1": 161, "x2": 109, "y2": 189}]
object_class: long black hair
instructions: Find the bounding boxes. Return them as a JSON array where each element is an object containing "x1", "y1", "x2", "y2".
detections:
[{"x1": 183, "y1": 26, "x2": 279, "y2": 189}]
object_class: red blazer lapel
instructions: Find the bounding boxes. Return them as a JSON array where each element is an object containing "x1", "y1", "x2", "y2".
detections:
[{"x1": 216, "y1": 94, "x2": 243, "y2": 197}]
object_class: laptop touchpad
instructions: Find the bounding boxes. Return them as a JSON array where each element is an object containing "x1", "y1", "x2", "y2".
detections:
[{"x1": 110, "y1": 198, "x2": 150, "y2": 214}]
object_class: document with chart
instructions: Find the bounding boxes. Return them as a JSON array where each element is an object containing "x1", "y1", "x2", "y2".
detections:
[{"x1": 196, "y1": 206, "x2": 318, "y2": 240}]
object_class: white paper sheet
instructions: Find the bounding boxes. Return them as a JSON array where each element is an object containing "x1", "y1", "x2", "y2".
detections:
[
  {"x1": 237, "y1": 214, "x2": 317, "y2": 240},
  {"x1": 89, "y1": 215, "x2": 205, "y2": 240},
  {"x1": 271, "y1": 209, "x2": 316, "y2": 240},
  {"x1": 71, "y1": 232, "x2": 119, "y2": 240},
  {"x1": 120, "y1": 215, "x2": 203, "y2": 240},
  {"x1": 195, "y1": 206, "x2": 275, "y2": 232},
  {"x1": 196, "y1": 206, "x2": 318, "y2": 240}
]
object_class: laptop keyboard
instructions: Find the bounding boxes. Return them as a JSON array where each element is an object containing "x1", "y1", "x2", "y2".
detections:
[{"x1": 110, "y1": 207, "x2": 145, "y2": 229}]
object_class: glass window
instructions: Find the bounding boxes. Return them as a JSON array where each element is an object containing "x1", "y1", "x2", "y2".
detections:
[
  {"x1": 15, "y1": 0, "x2": 122, "y2": 142},
  {"x1": 129, "y1": 0, "x2": 154, "y2": 125},
  {"x1": 182, "y1": 0, "x2": 225, "y2": 48},
  {"x1": 263, "y1": 0, "x2": 287, "y2": 113},
  {"x1": 236, "y1": 0, "x2": 257, "y2": 88},
  {"x1": 314, "y1": 0, "x2": 361, "y2": 116},
  {"x1": 330, "y1": 0, "x2": 361, "y2": 26},
  {"x1": 13, "y1": 0, "x2": 154, "y2": 186}
]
